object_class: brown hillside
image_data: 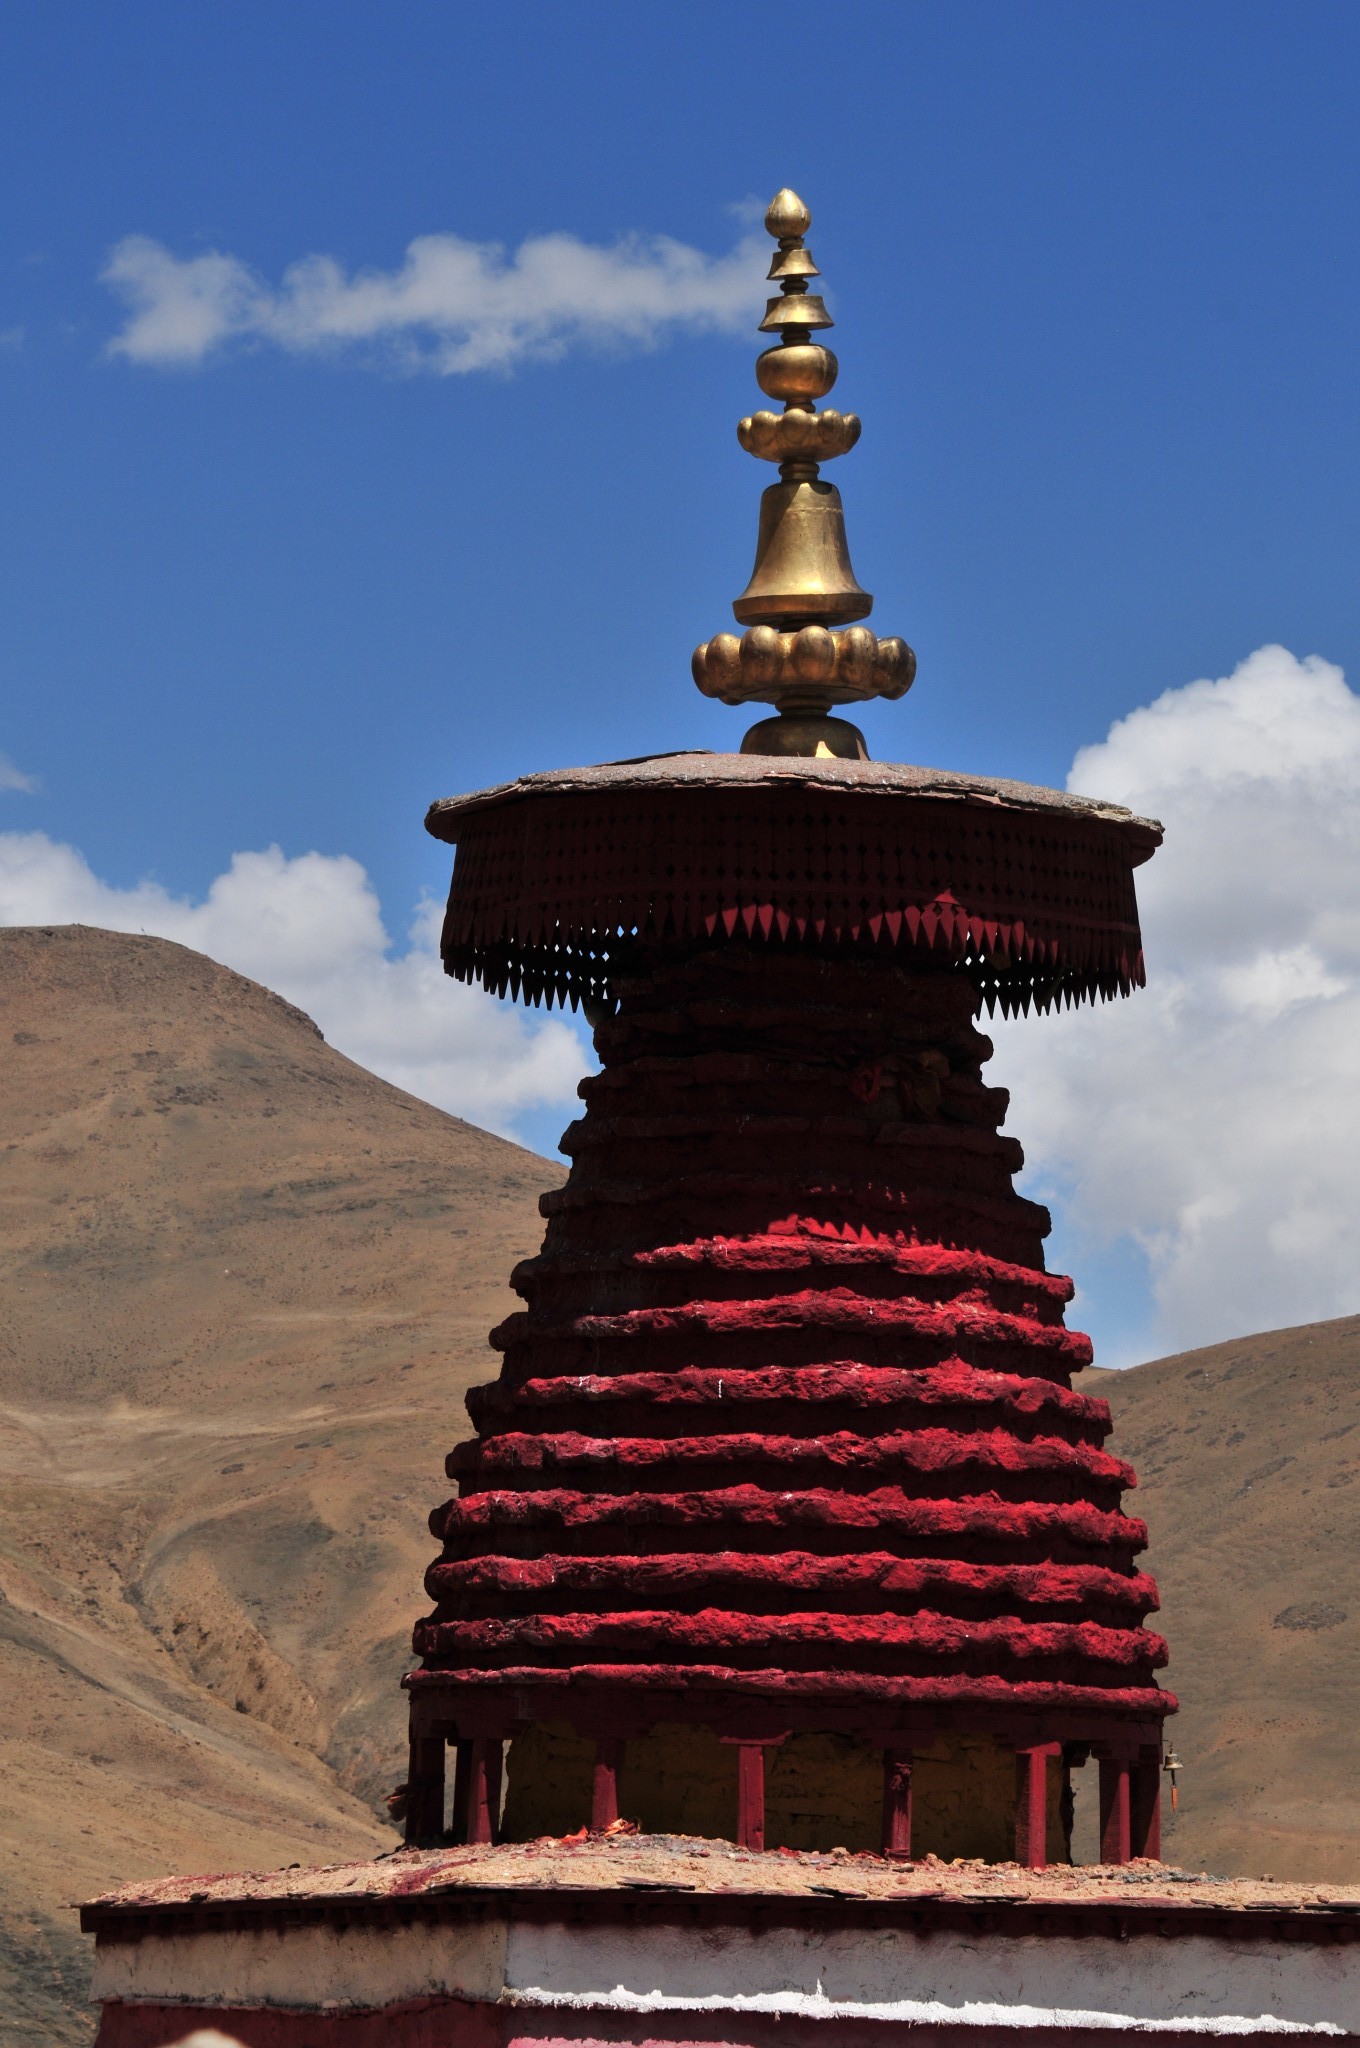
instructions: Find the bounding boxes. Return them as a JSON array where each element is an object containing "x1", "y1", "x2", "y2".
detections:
[
  {"x1": 1091, "y1": 1318, "x2": 1360, "y2": 1885},
  {"x1": 0, "y1": 925, "x2": 558, "y2": 2045}
]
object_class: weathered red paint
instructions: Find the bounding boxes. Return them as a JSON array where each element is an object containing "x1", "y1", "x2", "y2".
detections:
[
  {"x1": 468, "y1": 1737, "x2": 502, "y2": 1846},
  {"x1": 404, "y1": 1734, "x2": 444, "y2": 1844},
  {"x1": 592, "y1": 1738, "x2": 623, "y2": 1829},
  {"x1": 431, "y1": 1486, "x2": 1148, "y2": 1562},
  {"x1": 94, "y1": 1996, "x2": 502, "y2": 2047},
  {"x1": 736, "y1": 1742, "x2": 767, "y2": 1850},
  {"x1": 450, "y1": 1737, "x2": 473, "y2": 1843},
  {"x1": 409, "y1": 944, "x2": 1173, "y2": 1803},
  {"x1": 1134, "y1": 1744, "x2": 1162, "y2": 1860},
  {"x1": 881, "y1": 1749, "x2": 913, "y2": 1858},
  {"x1": 89, "y1": 2000, "x2": 1348, "y2": 2048},
  {"x1": 1099, "y1": 1756, "x2": 1133, "y2": 1865},
  {"x1": 1014, "y1": 1743, "x2": 1060, "y2": 1869}
]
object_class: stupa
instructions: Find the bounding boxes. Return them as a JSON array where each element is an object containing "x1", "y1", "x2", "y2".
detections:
[
  {"x1": 403, "y1": 186, "x2": 1170, "y2": 1869},
  {"x1": 81, "y1": 191, "x2": 1360, "y2": 2048}
]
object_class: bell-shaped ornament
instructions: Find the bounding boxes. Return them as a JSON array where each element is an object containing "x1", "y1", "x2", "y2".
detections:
[{"x1": 732, "y1": 476, "x2": 873, "y2": 629}]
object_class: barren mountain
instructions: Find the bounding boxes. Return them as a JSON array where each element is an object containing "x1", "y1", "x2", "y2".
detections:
[
  {"x1": 1, "y1": 925, "x2": 1356, "y2": 2044},
  {"x1": 0, "y1": 925, "x2": 557, "y2": 2044},
  {"x1": 1091, "y1": 1318, "x2": 1360, "y2": 1884}
]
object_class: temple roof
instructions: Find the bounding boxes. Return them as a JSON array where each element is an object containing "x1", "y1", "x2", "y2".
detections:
[
  {"x1": 427, "y1": 750, "x2": 1158, "y2": 1016},
  {"x1": 426, "y1": 751, "x2": 1162, "y2": 851}
]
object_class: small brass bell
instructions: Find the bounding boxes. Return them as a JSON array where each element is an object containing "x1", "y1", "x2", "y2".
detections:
[{"x1": 1163, "y1": 1749, "x2": 1183, "y2": 1813}]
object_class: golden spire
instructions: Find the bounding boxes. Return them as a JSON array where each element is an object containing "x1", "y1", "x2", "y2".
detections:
[{"x1": 693, "y1": 188, "x2": 915, "y2": 759}]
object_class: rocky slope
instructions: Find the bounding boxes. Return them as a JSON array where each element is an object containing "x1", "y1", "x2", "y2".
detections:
[{"x1": 0, "y1": 925, "x2": 558, "y2": 2044}]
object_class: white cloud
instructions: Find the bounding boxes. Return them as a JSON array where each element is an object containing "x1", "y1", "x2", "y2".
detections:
[
  {"x1": 0, "y1": 832, "x2": 587, "y2": 1144},
  {"x1": 993, "y1": 644, "x2": 1360, "y2": 1362},
  {"x1": 101, "y1": 222, "x2": 766, "y2": 374},
  {"x1": 0, "y1": 751, "x2": 37, "y2": 793}
]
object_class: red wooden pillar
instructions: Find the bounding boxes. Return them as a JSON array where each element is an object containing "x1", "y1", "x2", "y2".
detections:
[
  {"x1": 592, "y1": 1738, "x2": 623, "y2": 1831},
  {"x1": 1014, "y1": 1744, "x2": 1059, "y2": 1868},
  {"x1": 404, "y1": 1732, "x2": 446, "y2": 1846},
  {"x1": 468, "y1": 1738, "x2": 503, "y2": 1846},
  {"x1": 1132, "y1": 1744, "x2": 1162, "y2": 1860},
  {"x1": 449, "y1": 1739, "x2": 473, "y2": 1846},
  {"x1": 1099, "y1": 1755, "x2": 1132, "y2": 1865},
  {"x1": 881, "y1": 1749, "x2": 913, "y2": 1858},
  {"x1": 737, "y1": 1744, "x2": 766, "y2": 1851}
]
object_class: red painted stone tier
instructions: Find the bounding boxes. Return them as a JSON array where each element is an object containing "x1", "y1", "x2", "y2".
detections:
[{"x1": 407, "y1": 756, "x2": 1173, "y2": 1863}]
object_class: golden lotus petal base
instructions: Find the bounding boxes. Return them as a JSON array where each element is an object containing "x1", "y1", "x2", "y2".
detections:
[
  {"x1": 737, "y1": 408, "x2": 862, "y2": 464},
  {"x1": 693, "y1": 622, "x2": 916, "y2": 711}
]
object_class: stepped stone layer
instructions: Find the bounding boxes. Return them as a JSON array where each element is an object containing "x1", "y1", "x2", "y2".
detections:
[{"x1": 410, "y1": 945, "x2": 1171, "y2": 1757}]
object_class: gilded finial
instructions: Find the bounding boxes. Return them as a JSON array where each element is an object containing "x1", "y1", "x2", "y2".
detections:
[
  {"x1": 692, "y1": 188, "x2": 915, "y2": 759},
  {"x1": 738, "y1": 187, "x2": 858, "y2": 510},
  {"x1": 764, "y1": 188, "x2": 811, "y2": 239}
]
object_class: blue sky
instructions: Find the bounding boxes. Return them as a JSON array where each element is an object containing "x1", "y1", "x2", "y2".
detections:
[{"x1": 5, "y1": 1, "x2": 1360, "y2": 1365}]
